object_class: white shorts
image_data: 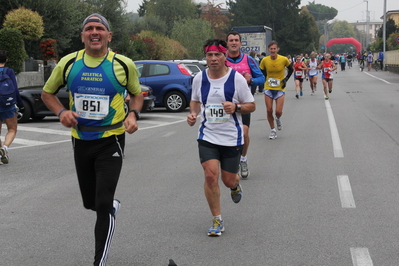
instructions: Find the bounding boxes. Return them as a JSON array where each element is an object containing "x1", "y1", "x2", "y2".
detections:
[{"x1": 264, "y1": 89, "x2": 285, "y2": 100}]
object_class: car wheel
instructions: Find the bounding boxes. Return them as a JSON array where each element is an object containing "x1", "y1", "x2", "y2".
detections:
[
  {"x1": 18, "y1": 99, "x2": 32, "y2": 123},
  {"x1": 164, "y1": 91, "x2": 187, "y2": 112}
]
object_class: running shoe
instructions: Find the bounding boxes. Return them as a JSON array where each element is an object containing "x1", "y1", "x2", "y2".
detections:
[
  {"x1": 276, "y1": 117, "x2": 282, "y2": 131},
  {"x1": 231, "y1": 184, "x2": 243, "y2": 203},
  {"x1": 295, "y1": 94, "x2": 299, "y2": 99},
  {"x1": 269, "y1": 130, "x2": 277, "y2": 139},
  {"x1": 329, "y1": 89, "x2": 332, "y2": 93},
  {"x1": 311, "y1": 90, "x2": 314, "y2": 95},
  {"x1": 325, "y1": 95, "x2": 329, "y2": 100},
  {"x1": 208, "y1": 218, "x2": 225, "y2": 236},
  {"x1": 0, "y1": 147, "x2": 9, "y2": 164},
  {"x1": 300, "y1": 91, "x2": 303, "y2": 96},
  {"x1": 239, "y1": 161, "x2": 249, "y2": 179},
  {"x1": 113, "y1": 199, "x2": 121, "y2": 216}
]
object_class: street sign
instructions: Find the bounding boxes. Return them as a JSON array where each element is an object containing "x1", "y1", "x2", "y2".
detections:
[{"x1": 396, "y1": 35, "x2": 399, "y2": 43}]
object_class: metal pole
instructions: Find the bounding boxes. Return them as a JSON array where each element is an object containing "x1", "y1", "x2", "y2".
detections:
[
  {"x1": 383, "y1": 0, "x2": 387, "y2": 70},
  {"x1": 324, "y1": 21, "x2": 327, "y2": 53},
  {"x1": 366, "y1": 0, "x2": 369, "y2": 48},
  {"x1": 364, "y1": 0, "x2": 369, "y2": 49}
]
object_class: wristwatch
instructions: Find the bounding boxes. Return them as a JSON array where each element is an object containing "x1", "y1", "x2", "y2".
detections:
[
  {"x1": 128, "y1": 110, "x2": 140, "y2": 120},
  {"x1": 235, "y1": 104, "x2": 242, "y2": 112}
]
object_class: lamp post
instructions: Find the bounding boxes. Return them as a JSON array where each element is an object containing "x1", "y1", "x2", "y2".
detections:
[
  {"x1": 364, "y1": 0, "x2": 369, "y2": 48},
  {"x1": 383, "y1": 0, "x2": 387, "y2": 70}
]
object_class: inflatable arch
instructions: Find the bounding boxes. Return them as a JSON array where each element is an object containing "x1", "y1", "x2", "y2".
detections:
[{"x1": 326, "y1": 38, "x2": 361, "y2": 53}]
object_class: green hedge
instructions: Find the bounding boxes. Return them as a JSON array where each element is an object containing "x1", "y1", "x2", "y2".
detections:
[{"x1": 0, "y1": 27, "x2": 28, "y2": 74}]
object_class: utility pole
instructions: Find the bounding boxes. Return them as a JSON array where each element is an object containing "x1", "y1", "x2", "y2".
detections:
[
  {"x1": 364, "y1": 0, "x2": 369, "y2": 49},
  {"x1": 383, "y1": 0, "x2": 387, "y2": 70}
]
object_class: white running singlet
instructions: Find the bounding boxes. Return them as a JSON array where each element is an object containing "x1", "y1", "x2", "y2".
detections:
[{"x1": 191, "y1": 68, "x2": 254, "y2": 146}]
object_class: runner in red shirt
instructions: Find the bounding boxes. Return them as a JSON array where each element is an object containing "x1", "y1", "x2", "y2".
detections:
[{"x1": 318, "y1": 53, "x2": 337, "y2": 100}]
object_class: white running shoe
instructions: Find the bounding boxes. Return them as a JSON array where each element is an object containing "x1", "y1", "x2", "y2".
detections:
[{"x1": 269, "y1": 130, "x2": 277, "y2": 139}]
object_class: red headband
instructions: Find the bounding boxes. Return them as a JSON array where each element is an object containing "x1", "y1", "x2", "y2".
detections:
[{"x1": 204, "y1": 45, "x2": 227, "y2": 54}]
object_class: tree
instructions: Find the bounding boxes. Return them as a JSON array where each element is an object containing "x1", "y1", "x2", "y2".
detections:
[
  {"x1": 139, "y1": 30, "x2": 188, "y2": 59},
  {"x1": 328, "y1": 20, "x2": 357, "y2": 53},
  {"x1": 306, "y1": 1, "x2": 337, "y2": 21},
  {"x1": 386, "y1": 31, "x2": 399, "y2": 50},
  {"x1": 200, "y1": 0, "x2": 231, "y2": 39},
  {"x1": 3, "y1": 7, "x2": 44, "y2": 40},
  {"x1": 227, "y1": 0, "x2": 303, "y2": 55},
  {"x1": 377, "y1": 18, "x2": 398, "y2": 39},
  {"x1": 144, "y1": 0, "x2": 199, "y2": 35},
  {"x1": 171, "y1": 18, "x2": 214, "y2": 59},
  {"x1": 296, "y1": 8, "x2": 320, "y2": 53},
  {"x1": 129, "y1": 15, "x2": 169, "y2": 36},
  {"x1": 0, "y1": 27, "x2": 28, "y2": 73}
]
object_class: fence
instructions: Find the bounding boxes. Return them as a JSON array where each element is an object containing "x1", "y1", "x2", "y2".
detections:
[{"x1": 374, "y1": 50, "x2": 399, "y2": 73}]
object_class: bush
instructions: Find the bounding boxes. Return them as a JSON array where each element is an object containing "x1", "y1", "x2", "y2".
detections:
[
  {"x1": 3, "y1": 7, "x2": 44, "y2": 41},
  {"x1": 40, "y1": 39, "x2": 58, "y2": 63},
  {"x1": 0, "y1": 28, "x2": 28, "y2": 74}
]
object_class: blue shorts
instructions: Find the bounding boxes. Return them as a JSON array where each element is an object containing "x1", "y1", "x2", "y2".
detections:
[
  {"x1": 264, "y1": 89, "x2": 285, "y2": 100},
  {"x1": 0, "y1": 106, "x2": 16, "y2": 121}
]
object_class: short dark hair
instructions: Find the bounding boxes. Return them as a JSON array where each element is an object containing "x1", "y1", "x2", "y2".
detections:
[
  {"x1": 203, "y1": 39, "x2": 227, "y2": 54},
  {"x1": 0, "y1": 50, "x2": 7, "y2": 64},
  {"x1": 268, "y1": 40, "x2": 279, "y2": 48},
  {"x1": 226, "y1": 31, "x2": 241, "y2": 42}
]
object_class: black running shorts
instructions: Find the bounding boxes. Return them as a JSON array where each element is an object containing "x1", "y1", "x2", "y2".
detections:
[{"x1": 197, "y1": 139, "x2": 243, "y2": 173}]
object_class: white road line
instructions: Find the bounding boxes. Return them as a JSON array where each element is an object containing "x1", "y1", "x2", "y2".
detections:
[
  {"x1": 11, "y1": 139, "x2": 70, "y2": 149},
  {"x1": 138, "y1": 118, "x2": 187, "y2": 131},
  {"x1": 325, "y1": 100, "x2": 344, "y2": 158},
  {"x1": 13, "y1": 125, "x2": 70, "y2": 136},
  {"x1": 337, "y1": 175, "x2": 356, "y2": 208},
  {"x1": 350, "y1": 247, "x2": 373, "y2": 266},
  {"x1": 364, "y1": 72, "x2": 392, "y2": 84},
  {"x1": 143, "y1": 113, "x2": 188, "y2": 119}
]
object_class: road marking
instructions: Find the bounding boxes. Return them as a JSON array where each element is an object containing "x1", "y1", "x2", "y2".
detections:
[
  {"x1": 350, "y1": 247, "x2": 373, "y2": 266},
  {"x1": 14, "y1": 125, "x2": 70, "y2": 136},
  {"x1": 138, "y1": 118, "x2": 187, "y2": 131},
  {"x1": 11, "y1": 139, "x2": 70, "y2": 149},
  {"x1": 325, "y1": 100, "x2": 344, "y2": 158},
  {"x1": 143, "y1": 113, "x2": 188, "y2": 119},
  {"x1": 364, "y1": 72, "x2": 392, "y2": 84},
  {"x1": 337, "y1": 175, "x2": 356, "y2": 208}
]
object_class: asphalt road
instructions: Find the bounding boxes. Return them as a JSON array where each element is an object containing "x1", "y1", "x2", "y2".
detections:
[{"x1": 1, "y1": 66, "x2": 399, "y2": 266}]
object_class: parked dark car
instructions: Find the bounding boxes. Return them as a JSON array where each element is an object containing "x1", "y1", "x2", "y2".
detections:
[
  {"x1": 18, "y1": 84, "x2": 155, "y2": 123},
  {"x1": 134, "y1": 60, "x2": 193, "y2": 112}
]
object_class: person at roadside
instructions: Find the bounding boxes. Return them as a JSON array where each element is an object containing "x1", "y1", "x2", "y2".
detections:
[
  {"x1": 293, "y1": 55, "x2": 307, "y2": 98},
  {"x1": 339, "y1": 53, "x2": 346, "y2": 71},
  {"x1": 41, "y1": 13, "x2": 143, "y2": 265},
  {"x1": 187, "y1": 39, "x2": 255, "y2": 236},
  {"x1": 306, "y1": 52, "x2": 319, "y2": 95},
  {"x1": 378, "y1": 50, "x2": 384, "y2": 70},
  {"x1": 259, "y1": 41, "x2": 293, "y2": 140},
  {"x1": 367, "y1": 51, "x2": 374, "y2": 71},
  {"x1": 226, "y1": 31, "x2": 265, "y2": 179},
  {"x1": 318, "y1": 53, "x2": 337, "y2": 100},
  {"x1": 0, "y1": 50, "x2": 24, "y2": 165}
]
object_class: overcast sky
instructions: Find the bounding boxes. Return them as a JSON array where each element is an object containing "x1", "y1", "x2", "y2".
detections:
[{"x1": 125, "y1": 0, "x2": 399, "y2": 23}]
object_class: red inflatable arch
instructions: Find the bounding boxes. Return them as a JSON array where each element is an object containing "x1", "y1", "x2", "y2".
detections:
[{"x1": 326, "y1": 38, "x2": 361, "y2": 53}]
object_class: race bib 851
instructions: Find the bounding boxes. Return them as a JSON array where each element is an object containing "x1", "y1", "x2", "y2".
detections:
[{"x1": 74, "y1": 93, "x2": 109, "y2": 120}]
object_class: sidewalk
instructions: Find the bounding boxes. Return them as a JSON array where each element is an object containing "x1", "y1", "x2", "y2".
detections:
[{"x1": 362, "y1": 69, "x2": 399, "y2": 84}]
